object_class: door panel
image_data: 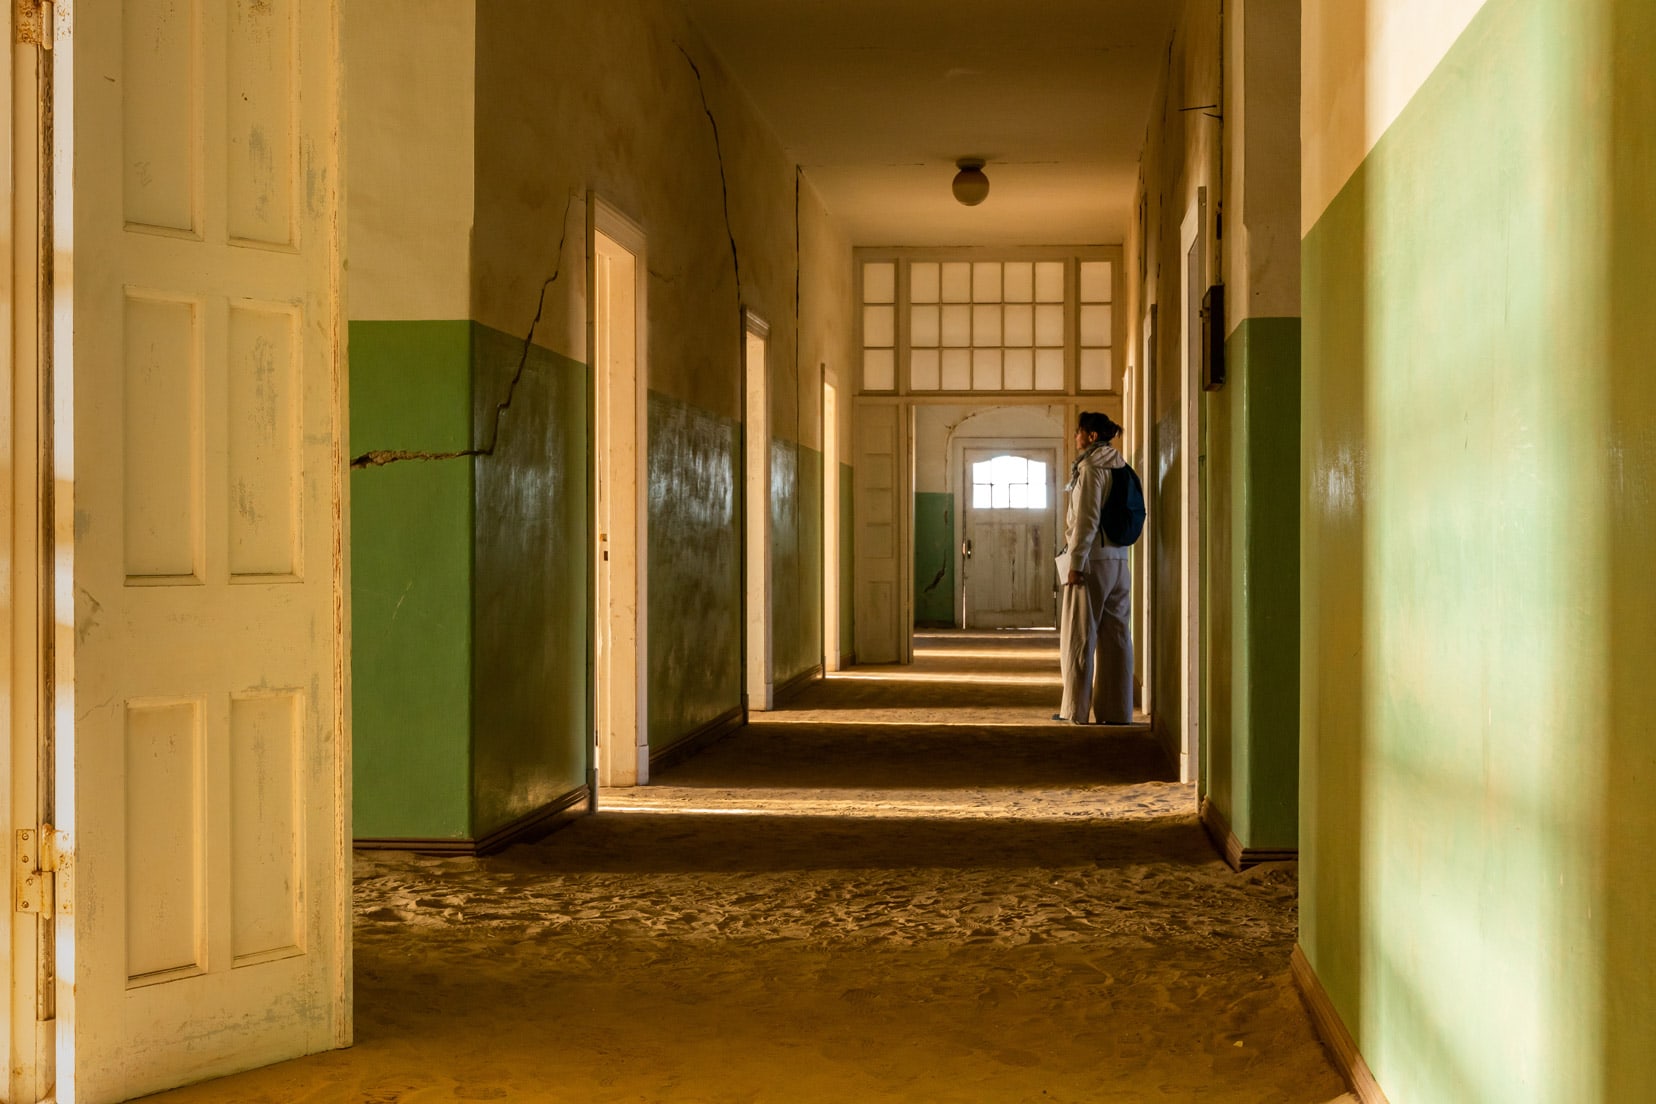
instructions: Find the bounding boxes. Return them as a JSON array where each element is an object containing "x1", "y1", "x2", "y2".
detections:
[
  {"x1": 67, "y1": 1, "x2": 348, "y2": 1099},
  {"x1": 961, "y1": 448, "x2": 1058, "y2": 628},
  {"x1": 853, "y1": 402, "x2": 903, "y2": 663}
]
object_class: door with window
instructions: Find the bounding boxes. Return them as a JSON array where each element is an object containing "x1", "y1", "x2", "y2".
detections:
[{"x1": 961, "y1": 448, "x2": 1058, "y2": 628}]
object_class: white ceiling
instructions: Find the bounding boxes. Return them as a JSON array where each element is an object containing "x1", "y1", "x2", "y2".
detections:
[{"x1": 680, "y1": 0, "x2": 1179, "y2": 247}]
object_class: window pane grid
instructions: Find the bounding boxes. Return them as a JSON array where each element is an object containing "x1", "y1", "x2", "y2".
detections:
[{"x1": 862, "y1": 256, "x2": 1115, "y2": 394}]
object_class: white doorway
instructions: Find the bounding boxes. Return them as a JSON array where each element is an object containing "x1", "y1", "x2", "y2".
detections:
[
  {"x1": 591, "y1": 200, "x2": 648, "y2": 787},
  {"x1": 1179, "y1": 190, "x2": 1208, "y2": 784},
  {"x1": 744, "y1": 314, "x2": 774, "y2": 710},
  {"x1": 959, "y1": 445, "x2": 1060, "y2": 628},
  {"x1": 823, "y1": 376, "x2": 842, "y2": 671}
]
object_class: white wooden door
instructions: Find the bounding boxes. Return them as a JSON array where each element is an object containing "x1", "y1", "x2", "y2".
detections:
[
  {"x1": 961, "y1": 448, "x2": 1058, "y2": 628},
  {"x1": 64, "y1": 1, "x2": 349, "y2": 1100},
  {"x1": 853, "y1": 401, "x2": 904, "y2": 663}
]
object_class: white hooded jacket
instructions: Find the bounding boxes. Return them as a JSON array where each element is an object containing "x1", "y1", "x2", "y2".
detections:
[{"x1": 1058, "y1": 442, "x2": 1129, "y2": 577}]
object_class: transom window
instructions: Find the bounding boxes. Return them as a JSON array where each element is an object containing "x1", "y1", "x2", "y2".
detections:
[
  {"x1": 858, "y1": 252, "x2": 1118, "y2": 395},
  {"x1": 972, "y1": 455, "x2": 1049, "y2": 510}
]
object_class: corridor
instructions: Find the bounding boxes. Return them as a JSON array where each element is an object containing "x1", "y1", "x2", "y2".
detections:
[{"x1": 145, "y1": 633, "x2": 1348, "y2": 1103}]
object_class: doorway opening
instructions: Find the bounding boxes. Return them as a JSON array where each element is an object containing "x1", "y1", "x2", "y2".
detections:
[
  {"x1": 744, "y1": 313, "x2": 773, "y2": 710},
  {"x1": 591, "y1": 201, "x2": 648, "y2": 786}
]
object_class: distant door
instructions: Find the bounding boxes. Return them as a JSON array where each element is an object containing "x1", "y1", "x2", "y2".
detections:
[
  {"x1": 961, "y1": 448, "x2": 1058, "y2": 628},
  {"x1": 63, "y1": 1, "x2": 351, "y2": 1100}
]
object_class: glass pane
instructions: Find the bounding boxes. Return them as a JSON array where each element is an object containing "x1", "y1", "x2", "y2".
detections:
[
  {"x1": 992, "y1": 481, "x2": 1010, "y2": 509},
  {"x1": 863, "y1": 348, "x2": 895, "y2": 391},
  {"x1": 1035, "y1": 348, "x2": 1064, "y2": 390},
  {"x1": 941, "y1": 304, "x2": 971, "y2": 346},
  {"x1": 1029, "y1": 462, "x2": 1049, "y2": 508},
  {"x1": 1035, "y1": 304, "x2": 1064, "y2": 346},
  {"x1": 941, "y1": 348, "x2": 971, "y2": 390},
  {"x1": 864, "y1": 304, "x2": 895, "y2": 347},
  {"x1": 1003, "y1": 304, "x2": 1034, "y2": 346},
  {"x1": 1035, "y1": 261, "x2": 1065, "y2": 302},
  {"x1": 993, "y1": 454, "x2": 1027, "y2": 484},
  {"x1": 973, "y1": 484, "x2": 991, "y2": 509},
  {"x1": 941, "y1": 261, "x2": 972, "y2": 302},
  {"x1": 1080, "y1": 303, "x2": 1112, "y2": 347},
  {"x1": 911, "y1": 262, "x2": 940, "y2": 303},
  {"x1": 1004, "y1": 348, "x2": 1034, "y2": 390},
  {"x1": 972, "y1": 304, "x2": 1002, "y2": 347},
  {"x1": 973, "y1": 459, "x2": 995, "y2": 483},
  {"x1": 863, "y1": 262, "x2": 895, "y2": 303},
  {"x1": 911, "y1": 349, "x2": 941, "y2": 390},
  {"x1": 972, "y1": 348, "x2": 1002, "y2": 390},
  {"x1": 1010, "y1": 482, "x2": 1029, "y2": 509},
  {"x1": 1079, "y1": 261, "x2": 1111, "y2": 302},
  {"x1": 911, "y1": 304, "x2": 940, "y2": 346},
  {"x1": 1079, "y1": 347, "x2": 1112, "y2": 392},
  {"x1": 1003, "y1": 261, "x2": 1034, "y2": 302},
  {"x1": 972, "y1": 262, "x2": 1002, "y2": 302}
]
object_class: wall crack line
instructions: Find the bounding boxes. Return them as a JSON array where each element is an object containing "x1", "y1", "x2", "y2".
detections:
[
  {"x1": 678, "y1": 42, "x2": 742, "y2": 318},
  {"x1": 351, "y1": 191, "x2": 580, "y2": 470}
]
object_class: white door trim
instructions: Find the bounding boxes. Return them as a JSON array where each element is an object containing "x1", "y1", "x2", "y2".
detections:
[
  {"x1": 590, "y1": 196, "x2": 649, "y2": 787},
  {"x1": 1179, "y1": 189, "x2": 1208, "y2": 784},
  {"x1": 744, "y1": 313, "x2": 773, "y2": 709}
]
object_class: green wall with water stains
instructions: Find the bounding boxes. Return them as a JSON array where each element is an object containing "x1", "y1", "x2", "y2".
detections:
[
  {"x1": 913, "y1": 492, "x2": 957, "y2": 626},
  {"x1": 1300, "y1": 0, "x2": 1656, "y2": 1098}
]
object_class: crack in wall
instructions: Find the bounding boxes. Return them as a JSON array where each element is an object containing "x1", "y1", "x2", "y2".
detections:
[
  {"x1": 351, "y1": 191, "x2": 580, "y2": 470},
  {"x1": 678, "y1": 43, "x2": 742, "y2": 317}
]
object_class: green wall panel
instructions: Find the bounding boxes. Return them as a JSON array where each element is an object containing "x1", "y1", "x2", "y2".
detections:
[
  {"x1": 1299, "y1": 1, "x2": 1656, "y2": 1099},
  {"x1": 349, "y1": 320, "x2": 474, "y2": 840},
  {"x1": 1207, "y1": 317, "x2": 1301, "y2": 850},
  {"x1": 913, "y1": 492, "x2": 956, "y2": 626},
  {"x1": 648, "y1": 391, "x2": 741, "y2": 747},
  {"x1": 470, "y1": 324, "x2": 590, "y2": 838}
]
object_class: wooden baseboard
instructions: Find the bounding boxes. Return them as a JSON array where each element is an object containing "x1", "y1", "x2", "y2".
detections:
[
  {"x1": 1199, "y1": 796, "x2": 1298, "y2": 870},
  {"x1": 773, "y1": 664, "x2": 822, "y2": 705},
  {"x1": 355, "y1": 785, "x2": 589, "y2": 857},
  {"x1": 649, "y1": 704, "x2": 744, "y2": 773},
  {"x1": 1291, "y1": 946, "x2": 1391, "y2": 1104}
]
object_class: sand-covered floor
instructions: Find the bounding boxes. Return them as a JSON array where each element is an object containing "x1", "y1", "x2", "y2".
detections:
[{"x1": 146, "y1": 630, "x2": 1352, "y2": 1103}]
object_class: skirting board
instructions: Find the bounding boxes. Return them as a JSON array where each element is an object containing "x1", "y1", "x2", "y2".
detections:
[
  {"x1": 355, "y1": 785, "x2": 590, "y2": 857},
  {"x1": 773, "y1": 664, "x2": 823, "y2": 705},
  {"x1": 1199, "y1": 796, "x2": 1298, "y2": 871},
  {"x1": 649, "y1": 704, "x2": 745, "y2": 774},
  {"x1": 1291, "y1": 946, "x2": 1391, "y2": 1104}
]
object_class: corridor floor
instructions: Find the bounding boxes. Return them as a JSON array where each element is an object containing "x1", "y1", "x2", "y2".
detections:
[{"x1": 146, "y1": 630, "x2": 1352, "y2": 1104}]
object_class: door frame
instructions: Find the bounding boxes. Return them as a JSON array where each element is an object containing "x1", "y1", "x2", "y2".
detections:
[
  {"x1": 743, "y1": 311, "x2": 773, "y2": 709},
  {"x1": 1179, "y1": 189, "x2": 1209, "y2": 784},
  {"x1": 951, "y1": 436, "x2": 1062, "y2": 629},
  {"x1": 588, "y1": 196, "x2": 649, "y2": 787}
]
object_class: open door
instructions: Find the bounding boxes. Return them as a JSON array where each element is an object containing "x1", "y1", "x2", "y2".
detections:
[{"x1": 51, "y1": 2, "x2": 351, "y2": 1099}]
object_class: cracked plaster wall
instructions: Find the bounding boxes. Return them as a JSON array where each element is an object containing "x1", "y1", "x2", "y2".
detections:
[{"x1": 474, "y1": 1, "x2": 847, "y2": 751}]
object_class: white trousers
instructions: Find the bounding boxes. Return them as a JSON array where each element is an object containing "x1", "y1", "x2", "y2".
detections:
[{"x1": 1058, "y1": 557, "x2": 1133, "y2": 724}]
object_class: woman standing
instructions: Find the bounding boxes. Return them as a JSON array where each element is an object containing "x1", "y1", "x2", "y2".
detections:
[{"x1": 1055, "y1": 412, "x2": 1133, "y2": 725}]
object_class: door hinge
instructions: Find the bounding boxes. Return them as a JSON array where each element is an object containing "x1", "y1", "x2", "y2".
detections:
[
  {"x1": 15, "y1": 0, "x2": 54, "y2": 49},
  {"x1": 15, "y1": 826, "x2": 72, "y2": 916}
]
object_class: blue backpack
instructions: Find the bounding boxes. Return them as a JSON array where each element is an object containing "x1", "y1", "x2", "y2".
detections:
[{"x1": 1101, "y1": 464, "x2": 1146, "y2": 546}]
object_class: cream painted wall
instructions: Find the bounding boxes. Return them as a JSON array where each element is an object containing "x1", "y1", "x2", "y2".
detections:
[
  {"x1": 1302, "y1": 0, "x2": 1488, "y2": 234},
  {"x1": 913, "y1": 405, "x2": 1072, "y2": 494},
  {"x1": 343, "y1": 0, "x2": 474, "y2": 320},
  {"x1": 800, "y1": 172, "x2": 854, "y2": 454},
  {"x1": 1225, "y1": 0, "x2": 1301, "y2": 324}
]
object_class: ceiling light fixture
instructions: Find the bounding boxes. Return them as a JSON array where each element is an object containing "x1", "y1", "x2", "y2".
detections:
[{"x1": 952, "y1": 158, "x2": 989, "y2": 206}]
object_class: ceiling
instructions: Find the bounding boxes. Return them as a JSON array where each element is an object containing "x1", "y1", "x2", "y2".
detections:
[{"x1": 680, "y1": 0, "x2": 1179, "y2": 248}]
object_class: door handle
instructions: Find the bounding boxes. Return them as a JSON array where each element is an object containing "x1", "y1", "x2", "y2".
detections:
[{"x1": 962, "y1": 539, "x2": 973, "y2": 559}]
